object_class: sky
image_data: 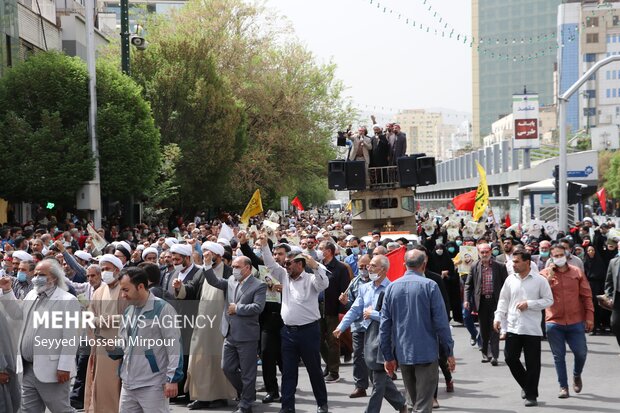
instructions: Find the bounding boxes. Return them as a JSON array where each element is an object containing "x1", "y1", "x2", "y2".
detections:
[{"x1": 264, "y1": 0, "x2": 473, "y2": 115}]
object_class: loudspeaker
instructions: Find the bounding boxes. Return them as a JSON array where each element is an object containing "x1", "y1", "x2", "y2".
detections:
[
  {"x1": 328, "y1": 160, "x2": 347, "y2": 190},
  {"x1": 416, "y1": 156, "x2": 437, "y2": 186},
  {"x1": 346, "y1": 161, "x2": 366, "y2": 190},
  {"x1": 397, "y1": 156, "x2": 419, "y2": 187}
]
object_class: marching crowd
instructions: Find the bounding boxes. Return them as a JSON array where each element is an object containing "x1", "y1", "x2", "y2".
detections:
[{"x1": 0, "y1": 209, "x2": 619, "y2": 413}]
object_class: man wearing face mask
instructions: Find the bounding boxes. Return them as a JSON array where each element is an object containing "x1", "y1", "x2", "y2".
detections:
[
  {"x1": 12, "y1": 259, "x2": 35, "y2": 300},
  {"x1": 200, "y1": 255, "x2": 267, "y2": 413},
  {"x1": 345, "y1": 236, "x2": 361, "y2": 276},
  {"x1": 532, "y1": 241, "x2": 552, "y2": 271},
  {"x1": 174, "y1": 242, "x2": 236, "y2": 410},
  {"x1": 0, "y1": 258, "x2": 80, "y2": 412},
  {"x1": 545, "y1": 239, "x2": 584, "y2": 273},
  {"x1": 540, "y1": 245, "x2": 593, "y2": 399},
  {"x1": 334, "y1": 254, "x2": 406, "y2": 413},
  {"x1": 84, "y1": 254, "x2": 126, "y2": 413},
  {"x1": 337, "y1": 254, "x2": 371, "y2": 398}
]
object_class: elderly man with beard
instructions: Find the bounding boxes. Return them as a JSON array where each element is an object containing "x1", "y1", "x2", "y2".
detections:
[
  {"x1": 83, "y1": 254, "x2": 126, "y2": 412},
  {"x1": 0, "y1": 259, "x2": 80, "y2": 412},
  {"x1": 260, "y1": 234, "x2": 330, "y2": 413}
]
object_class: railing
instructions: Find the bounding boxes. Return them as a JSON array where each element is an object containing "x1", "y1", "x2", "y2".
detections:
[{"x1": 368, "y1": 166, "x2": 399, "y2": 189}]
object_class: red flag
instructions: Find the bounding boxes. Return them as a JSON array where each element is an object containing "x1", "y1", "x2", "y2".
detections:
[
  {"x1": 386, "y1": 246, "x2": 407, "y2": 281},
  {"x1": 505, "y1": 213, "x2": 511, "y2": 228},
  {"x1": 291, "y1": 196, "x2": 304, "y2": 211},
  {"x1": 597, "y1": 188, "x2": 607, "y2": 213},
  {"x1": 451, "y1": 190, "x2": 476, "y2": 211}
]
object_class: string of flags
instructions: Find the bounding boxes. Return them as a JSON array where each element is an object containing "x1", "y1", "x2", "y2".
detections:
[{"x1": 363, "y1": 0, "x2": 593, "y2": 62}]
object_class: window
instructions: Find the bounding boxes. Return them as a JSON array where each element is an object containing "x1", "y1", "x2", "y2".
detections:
[
  {"x1": 616, "y1": 106, "x2": 620, "y2": 116},
  {"x1": 584, "y1": 108, "x2": 596, "y2": 116},
  {"x1": 608, "y1": 89, "x2": 612, "y2": 98},
  {"x1": 614, "y1": 88, "x2": 618, "y2": 98},
  {"x1": 587, "y1": 17, "x2": 599, "y2": 27},
  {"x1": 614, "y1": 15, "x2": 620, "y2": 26},
  {"x1": 614, "y1": 34, "x2": 618, "y2": 43},
  {"x1": 351, "y1": 199, "x2": 365, "y2": 217},
  {"x1": 584, "y1": 53, "x2": 596, "y2": 62},
  {"x1": 608, "y1": 70, "x2": 611, "y2": 80},
  {"x1": 589, "y1": 73, "x2": 597, "y2": 81},
  {"x1": 369, "y1": 198, "x2": 398, "y2": 210},
  {"x1": 586, "y1": 33, "x2": 599, "y2": 44},
  {"x1": 608, "y1": 34, "x2": 612, "y2": 44},
  {"x1": 401, "y1": 196, "x2": 415, "y2": 213},
  {"x1": 614, "y1": 71, "x2": 617, "y2": 80},
  {"x1": 585, "y1": 90, "x2": 596, "y2": 99}
]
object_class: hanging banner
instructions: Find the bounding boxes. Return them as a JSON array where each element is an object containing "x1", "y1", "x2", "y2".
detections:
[{"x1": 513, "y1": 94, "x2": 540, "y2": 149}]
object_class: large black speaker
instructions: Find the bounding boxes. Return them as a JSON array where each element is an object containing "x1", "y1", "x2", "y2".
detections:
[
  {"x1": 346, "y1": 161, "x2": 366, "y2": 190},
  {"x1": 417, "y1": 156, "x2": 437, "y2": 186},
  {"x1": 328, "y1": 160, "x2": 347, "y2": 190},
  {"x1": 397, "y1": 156, "x2": 419, "y2": 187}
]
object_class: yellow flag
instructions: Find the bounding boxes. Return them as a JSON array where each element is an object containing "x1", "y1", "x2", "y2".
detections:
[
  {"x1": 472, "y1": 161, "x2": 489, "y2": 221},
  {"x1": 345, "y1": 200, "x2": 352, "y2": 212},
  {"x1": 241, "y1": 189, "x2": 263, "y2": 225}
]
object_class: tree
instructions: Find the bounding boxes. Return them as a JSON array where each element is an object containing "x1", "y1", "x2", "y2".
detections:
[
  {"x1": 128, "y1": 0, "x2": 354, "y2": 211},
  {"x1": 0, "y1": 51, "x2": 160, "y2": 204}
]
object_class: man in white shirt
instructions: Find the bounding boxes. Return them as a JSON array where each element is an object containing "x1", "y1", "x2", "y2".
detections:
[
  {"x1": 494, "y1": 248, "x2": 553, "y2": 408},
  {"x1": 259, "y1": 235, "x2": 330, "y2": 413}
]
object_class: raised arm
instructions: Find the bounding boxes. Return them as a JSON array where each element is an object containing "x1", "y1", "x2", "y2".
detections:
[{"x1": 259, "y1": 235, "x2": 286, "y2": 282}]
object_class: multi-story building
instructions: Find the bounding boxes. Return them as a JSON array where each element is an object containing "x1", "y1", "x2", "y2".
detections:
[
  {"x1": 472, "y1": 0, "x2": 563, "y2": 146},
  {"x1": 559, "y1": 0, "x2": 620, "y2": 134},
  {"x1": 393, "y1": 109, "x2": 443, "y2": 158},
  {"x1": 482, "y1": 105, "x2": 558, "y2": 146}
]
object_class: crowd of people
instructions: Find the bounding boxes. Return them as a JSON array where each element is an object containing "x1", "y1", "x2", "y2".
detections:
[{"x1": 0, "y1": 208, "x2": 619, "y2": 412}]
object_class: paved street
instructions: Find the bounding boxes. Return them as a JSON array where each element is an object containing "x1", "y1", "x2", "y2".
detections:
[{"x1": 170, "y1": 325, "x2": 620, "y2": 413}]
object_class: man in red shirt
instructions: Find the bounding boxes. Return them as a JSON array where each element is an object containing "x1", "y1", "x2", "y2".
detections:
[{"x1": 540, "y1": 244, "x2": 594, "y2": 399}]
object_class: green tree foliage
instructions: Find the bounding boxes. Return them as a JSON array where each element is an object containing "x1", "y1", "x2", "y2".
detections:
[
  {"x1": 129, "y1": 0, "x2": 354, "y2": 210},
  {"x1": 0, "y1": 51, "x2": 160, "y2": 203},
  {"x1": 604, "y1": 151, "x2": 620, "y2": 198}
]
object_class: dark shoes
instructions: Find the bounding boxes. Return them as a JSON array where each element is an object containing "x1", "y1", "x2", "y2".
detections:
[
  {"x1": 262, "y1": 393, "x2": 281, "y2": 404},
  {"x1": 188, "y1": 400, "x2": 228, "y2": 410},
  {"x1": 446, "y1": 380, "x2": 454, "y2": 393},
  {"x1": 324, "y1": 373, "x2": 340, "y2": 383},
  {"x1": 490, "y1": 358, "x2": 498, "y2": 366},
  {"x1": 481, "y1": 354, "x2": 490, "y2": 363},
  {"x1": 524, "y1": 399, "x2": 538, "y2": 407},
  {"x1": 232, "y1": 407, "x2": 252, "y2": 413},
  {"x1": 317, "y1": 405, "x2": 329, "y2": 413},
  {"x1": 573, "y1": 375, "x2": 583, "y2": 393},
  {"x1": 279, "y1": 409, "x2": 295, "y2": 413},
  {"x1": 558, "y1": 387, "x2": 569, "y2": 399},
  {"x1": 70, "y1": 400, "x2": 84, "y2": 410},
  {"x1": 349, "y1": 388, "x2": 367, "y2": 398}
]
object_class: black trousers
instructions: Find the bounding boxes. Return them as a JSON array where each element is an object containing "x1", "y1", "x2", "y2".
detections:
[
  {"x1": 70, "y1": 349, "x2": 90, "y2": 403},
  {"x1": 611, "y1": 292, "x2": 620, "y2": 347},
  {"x1": 261, "y1": 328, "x2": 282, "y2": 395},
  {"x1": 478, "y1": 297, "x2": 499, "y2": 359},
  {"x1": 504, "y1": 333, "x2": 541, "y2": 400}
]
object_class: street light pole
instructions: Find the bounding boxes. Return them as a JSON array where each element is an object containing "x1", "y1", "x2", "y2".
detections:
[
  {"x1": 85, "y1": 0, "x2": 102, "y2": 227},
  {"x1": 558, "y1": 54, "x2": 620, "y2": 230},
  {"x1": 120, "y1": 0, "x2": 130, "y2": 74}
]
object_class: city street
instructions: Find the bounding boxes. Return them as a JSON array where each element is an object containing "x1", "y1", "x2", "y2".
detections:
[{"x1": 170, "y1": 325, "x2": 620, "y2": 413}]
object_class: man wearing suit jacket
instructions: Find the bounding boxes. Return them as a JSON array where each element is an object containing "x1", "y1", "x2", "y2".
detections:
[
  {"x1": 389, "y1": 124, "x2": 407, "y2": 165},
  {"x1": 0, "y1": 258, "x2": 80, "y2": 412},
  {"x1": 464, "y1": 243, "x2": 509, "y2": 365},
  {"x1": 203, "y1": 254, "x2": 267, "y2": 413},
  {"x1": 605, "y1": 254, "x2": 620, "y2": 347}
]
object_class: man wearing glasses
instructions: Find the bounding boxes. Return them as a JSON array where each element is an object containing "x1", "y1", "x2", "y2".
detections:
[{"x1": 259, "y1": 235, "x2": 330, "y2": 413}]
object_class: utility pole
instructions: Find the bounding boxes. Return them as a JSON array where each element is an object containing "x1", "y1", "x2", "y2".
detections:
[
  {"x1": 558, "y1": 55, "x2": 620, "y2": 230},
  {"x1": 120, "y1": 0, "x2": 130, "y2": 74}
]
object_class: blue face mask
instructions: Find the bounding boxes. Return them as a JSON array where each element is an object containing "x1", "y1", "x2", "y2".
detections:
[
  {"x1": 448, "y1": 247, "x2": 456, "y2": 254},
  {"x1": 17, "y1": 271, "x2": 28, "y2": 283},
  {"x1": 252, "y1": 249, "x2": 262, "y2": 259},
  {"x1": 492, "y1": 249, "x2": 500, "y2": 257},
  {"x1": 540, "y1": 251, "x2": 549, "y2": 258},
  {"x1": 455, "y1": 240, "x2": 463, "y2": 246},
  {"x1": 351, "y1": 247, "x2": 360, "y2": 255}
]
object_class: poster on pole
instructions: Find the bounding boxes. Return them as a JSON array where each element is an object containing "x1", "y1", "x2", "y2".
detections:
[{"x1": 513, "y1": 94, "x2": 540, "y2": 149}]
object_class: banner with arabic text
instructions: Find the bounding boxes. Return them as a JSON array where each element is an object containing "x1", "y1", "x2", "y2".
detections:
[{"x1": 513, "y1": 94, "x2": 540, "y2": 149}]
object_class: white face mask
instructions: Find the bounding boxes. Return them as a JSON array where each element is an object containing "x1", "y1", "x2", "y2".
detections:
[
  {"x1": 553, "y1": 256, "x2": 567, "y2": 267},
  {"x1": 316, "y1": 250, "x2": 324, "y2": 261},
  {"x1": 32, "y1": 275, "x2": 51, "y2": 293},
  {"x1": 369, "y1": 272, "x2": 381, "y2": 281},
  {"x1": 232, "y1": 268, "x2": 243, "y2": 281},
  {"x1": 174, "y1": 264, "x2": 184, "y2": 272},
  {"x1": 102, "y1": 271, "x2": 116, "y2": 284}
]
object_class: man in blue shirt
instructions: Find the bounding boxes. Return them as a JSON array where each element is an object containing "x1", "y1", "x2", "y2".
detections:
[
  {"x1": 380, "y1": 249, "x2": 455, "y2": 413},
  {"x1": 334, "y1": 254, "x2": 406, "y2": 413}
]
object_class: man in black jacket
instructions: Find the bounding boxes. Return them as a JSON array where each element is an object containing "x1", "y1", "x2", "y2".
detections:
[{"x1": 464, "y1": 243, "x2": 509, "y2": 365}]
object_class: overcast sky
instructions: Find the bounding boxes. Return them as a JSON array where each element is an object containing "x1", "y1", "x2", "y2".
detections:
[{"x1": 264, "y1": 0, "x2": 473, "y2": 114}]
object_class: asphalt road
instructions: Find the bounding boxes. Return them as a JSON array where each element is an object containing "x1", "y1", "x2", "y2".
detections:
[{"x1": 169, "y1": 324, "x2": 620, "y2": 413}]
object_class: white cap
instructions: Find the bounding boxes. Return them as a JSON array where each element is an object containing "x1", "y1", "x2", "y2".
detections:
[
  {"x1": 164, "y1": 237, "x2": 179, "y2": 248},
  {"x1": 74, "y1": 251, "x2": 92, "y2": 262},
  {"x1": 583, "y1": 217, "x2": 593, "y2": 223},
  {"x1": 201, "y1": 241, "x2": 225, "y2": 256},
  {"x1": 12, "y1": 250, "x2": 33, "y2": 262},
  {"x1": 217, "y1": 238, "x2": 231, "y2": 247},
  {"x1": 117, "y1": 241, "x2": 132, "y2": 254},
  {"x1": 344, "y1": 224, "x2": 353, "y2": 231},
  {"x1": 141, "y1": 247, "x2": 159, "y2": 261},
  {"x1": 170, "y1": 244, "x2": 192, "y2": 257},
  {"x1": 136, "y1": 245, "x2": 145, "y2": 252},
  {"x1": 99, "y1": 254, "x2": 123, "y2": 270}
]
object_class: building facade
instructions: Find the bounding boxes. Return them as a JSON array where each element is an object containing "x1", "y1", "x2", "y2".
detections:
[{"x1": 472, "y1": 0, "x2": 563, "y2": 146}]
